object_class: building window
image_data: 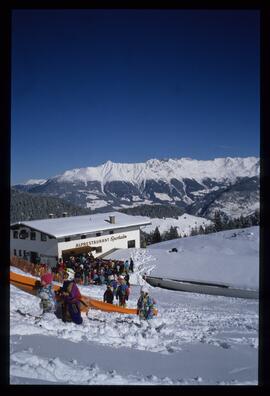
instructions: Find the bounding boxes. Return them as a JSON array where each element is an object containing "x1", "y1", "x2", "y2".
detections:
[
  {"x1": 65, "y1": 237, "x2": 70, "y2": 242},
  {"x1": 128, "y1": 240, "x2": 136, "y2": 248},
  {"x1": 96, "y1": 232, "x2": 101, "y2": 237},
  {"x1": 30, "y1": 231, "x2": 36, "y2": 240},
  {"x1": 19, "y1": 230, "x2": 29, "y2": 239},
  {"x1": 13, "y1": 230, "x2": 18, "y2": 239},
  {"x1": 81, "y1": 235, "x2": 86, "y2": 239},
  {"x1": 109, "y1": 230, "x2": 114, "y2": 234},
  {"x1": 41, "y1": 233, "x2": 47, "y2": 241},
  {"x1": 19, "y1": 250, "x2": 22, "y2": 257},
  {"x1": 95, "y1": 246, "x2": 102, "y2": 253},
  {"x1": 14, "y1": 249, "x2": 17, "y2": 256}
]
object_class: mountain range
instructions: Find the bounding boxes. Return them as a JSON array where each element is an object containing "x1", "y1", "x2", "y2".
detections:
[{"x1": 13, "y1": 157, "x2": 260, "y2": 220}]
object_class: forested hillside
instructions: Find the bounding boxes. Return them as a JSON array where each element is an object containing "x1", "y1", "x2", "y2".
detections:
[{"x1": 11, "y1": 189, "x2": 92, "y2": 223}]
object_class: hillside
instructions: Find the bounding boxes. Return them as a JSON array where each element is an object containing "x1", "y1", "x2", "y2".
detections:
[
  {"x1": 107, "y1": 226, "x2": 259, "y2": 291},
  {"x1": 120, "y1": 204, "x2": 184, "y2": 219},
  {"x1": 13, "y1": 157, "x2": 260, "y2": 219},
  {"x1": 10, "y1": 188, "x2": 92, "y2": 223}
]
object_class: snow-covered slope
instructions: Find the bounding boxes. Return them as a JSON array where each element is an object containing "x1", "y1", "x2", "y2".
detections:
[
  {"x1": 141, "y1": 213, "x2": 213, "y2": 237},
  {"x1": 108, "y1": 226, "x2": 259, "y2": 290},
  {"x1": 10, "y1": 225, "x2": 259, "y2": 385}
]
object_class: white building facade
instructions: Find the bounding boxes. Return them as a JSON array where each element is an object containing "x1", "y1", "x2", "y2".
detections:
[{"x1": 10, "y1": 212, "x2": 151, "y2": 267}]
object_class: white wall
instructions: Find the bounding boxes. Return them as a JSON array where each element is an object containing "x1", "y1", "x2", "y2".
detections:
[
  {"x1": 57, "y1": 227, "x2": 141, "y2": 258},
  {"x1": 10, "y1": 227, "x2": 58, "y2": 267}
]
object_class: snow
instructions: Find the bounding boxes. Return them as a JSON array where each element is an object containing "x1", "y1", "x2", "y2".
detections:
[
  {"x1": 10, "y1": 226, "x2": 259, "y2": 385},
  {"x1": 49, "y1": 157, "x2": 259, "y2": 186},
  {"x1": 214, "y1": 199, "x2": 260, "y2": 219},
  {"x1": 132, "y1": 195, "x2": 143, "y2": 202},
  {"x1": 192, "y1": 186, "x2": 220, "y2": 196},
  {"x1": 85, "y1": 193, "x2": 99, "y2": 199},
  {"x1": 24, "y1": 179, "x2": 47, "y2": 186},
  {"x1": 141, "y1": 213, "x2": 213, "y2": 237},
  {"x1": 154, "y1": 192, "x2": 173, "y2": 201},
  {"x1": 86, "y1": 200, "x2": 109, "y2": 209},
  {"x1": 109, "y1": 227, "x2": 259, "y2": 290}
]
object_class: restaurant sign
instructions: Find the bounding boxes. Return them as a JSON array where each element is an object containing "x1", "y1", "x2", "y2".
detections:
[{"x1": 75, "y1": 234, "x2": 127, "y2": 248}]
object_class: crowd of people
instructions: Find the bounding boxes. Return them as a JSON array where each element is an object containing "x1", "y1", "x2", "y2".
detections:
[
  {"x1": 51, "y1": 253, "x2": 134, "y2": 286},
  {"x1": 10, "y1": 254, "x2": 135, "y2": 286},
  {"x1": 52, "y1": 253, "x2": 135, "y2": 309},
  {"x1": 12, "y1": 253, "x2": 156, "y2": 325},
  {"x1": 37, "y1": 267, "x2": 156, "y2": 325}
]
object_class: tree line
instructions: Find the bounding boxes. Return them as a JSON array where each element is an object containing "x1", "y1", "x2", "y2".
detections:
[
  {"x1": 141, "y1": 209, "x2": 260, "y2": 246},
  {"x1": 11, "y1": 188, "x2": 92, "y2": 223}
]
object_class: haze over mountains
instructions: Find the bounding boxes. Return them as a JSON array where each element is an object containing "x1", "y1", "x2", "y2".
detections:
[{"x1": 13, "y1": 157, "x2": 259, "y2": 220}]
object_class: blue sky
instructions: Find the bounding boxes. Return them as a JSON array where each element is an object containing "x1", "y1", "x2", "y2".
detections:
[{"x1": 11, "y1": 9, "x2": 260, "y2": 184}]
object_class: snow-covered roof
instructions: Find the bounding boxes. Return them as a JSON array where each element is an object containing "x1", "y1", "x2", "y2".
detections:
[{"x1": 11, "y1": 212, "x2": 151, "y2": 238}]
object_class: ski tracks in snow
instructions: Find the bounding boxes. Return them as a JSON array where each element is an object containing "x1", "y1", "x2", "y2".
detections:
[
  {"x1": 129, "y1": 249, "x2": 157, "y2": 286},
  {"x1": 10, "y1": 297, "x2": 258, "y2": 357}
]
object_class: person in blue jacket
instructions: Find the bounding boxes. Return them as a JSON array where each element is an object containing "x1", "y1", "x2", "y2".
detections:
[{"x1": 137, "y1": 286, "x2": 156, "y2": 320}]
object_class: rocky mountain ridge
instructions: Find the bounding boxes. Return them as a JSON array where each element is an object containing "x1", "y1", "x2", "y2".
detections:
[{"x1": 13, "y1": 157, "x2": 260, "y2": 220}]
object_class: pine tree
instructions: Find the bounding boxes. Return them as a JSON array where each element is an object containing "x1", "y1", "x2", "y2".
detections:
[
  {"x1": 190, "y1": 226, "x2": 199, "y2": 236},
  {"x1": 253, "y1": 209, "x2": 260, "y2": 225},
  {"x1": 168, "y1": 226, "x2": 179, "y2": 240},
  {"x1": 204, "y1": 224, "x2": 215, "y2": 234},
  {"x1": 213, "y1": 211, "x2": 223, "y2": 232},
  {"x1": 198, "y1": 225, "x2": 205, "y2": 235},
  {"x1": 152, "y1": 226, "x2": 162, "y2": 244}
]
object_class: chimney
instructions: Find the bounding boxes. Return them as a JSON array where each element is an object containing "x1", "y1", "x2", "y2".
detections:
[
  {"x1": 62, "y1": 212, "x2": 68, "y2": 217},
  {"x1": 49, "y1": 213, "x2": 54, "y2": 219},
  {"x1": 109, "y1": 215, "x2": 115, "y2": 224}
]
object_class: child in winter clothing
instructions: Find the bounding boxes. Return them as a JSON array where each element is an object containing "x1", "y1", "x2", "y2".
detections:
[
  {"x1": 124, "y1": 260, "x2": 130, "y2": 272},
  {"x1": 137, "y1": 286, "x2": 156, "y2": 320},
  {"x1": 58, "y1": 269, "x2": 83, "y2": 324},
  {"x1": 103, "y1": 285, "x2": 114, "y2": 304},
  {"x1": 37, "y1": 272, "x2": 55, "y2": 313},
  {"x1": 116, "y1": 276, "x2": 129, "y2": 307},
  {"x1": 108, "y1": 275, "x2": 118, "y2": 296}
]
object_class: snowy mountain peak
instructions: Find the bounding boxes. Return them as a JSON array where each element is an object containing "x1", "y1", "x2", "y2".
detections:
[{"x1": 53, "y1": 156, "x2": 259, "y2": 185}]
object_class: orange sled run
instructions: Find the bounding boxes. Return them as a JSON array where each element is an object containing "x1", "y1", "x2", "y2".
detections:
[{"x1": 10, "y1": 271, "x2": 157, "y2": 316}]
